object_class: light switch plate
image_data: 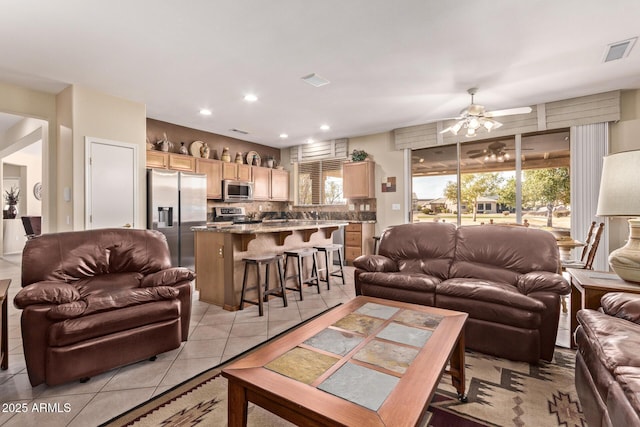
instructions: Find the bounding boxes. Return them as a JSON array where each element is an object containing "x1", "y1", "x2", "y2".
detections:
[{"x1": 392, "y1": 203, "x2": 400, "y2": 210}]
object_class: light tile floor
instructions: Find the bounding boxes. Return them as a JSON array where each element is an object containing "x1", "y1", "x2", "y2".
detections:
[
  {"x1": 0, "y1": 256, "x2": 356, "y2": 426},
  {"x1": 0, "y1": 255, "x2": 571, "y2": 426}
]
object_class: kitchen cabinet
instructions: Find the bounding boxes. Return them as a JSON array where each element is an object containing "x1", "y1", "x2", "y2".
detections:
[
  {"x1": 252, "y1": 166, "x2": 270, "y2": 200},
  {"x1": 168, "y1": 154, "x2": 196, "y2": 172},
  {"x1": 196, "y1": 158, "x2": 223, "y2": 199},
  {"x1": 270, "y1": 168, "x2": 289, "y2": 201},
  {"x1": 344, "y1": 222, "x2": 375, "y2": 265},
  {"x1": 146, "y1": 151, "x2": 168, "y2": 169},
  {"x1": 343, "y1": 161, "x2": 375, "y2": 199},
  {"x1": 223, "y1": 162, "x2": 252, "y2": 181}
]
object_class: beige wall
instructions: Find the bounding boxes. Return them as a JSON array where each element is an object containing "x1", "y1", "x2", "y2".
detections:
[
  {"x1": 608, "y1": 89, "x2": 640, "y2": 252},
  {"x1": 0, "y1": 82, "x2": 56, "y2": 231},
  {"x1": 59, "y1": 85, "x2": 147, "y2": 230}
]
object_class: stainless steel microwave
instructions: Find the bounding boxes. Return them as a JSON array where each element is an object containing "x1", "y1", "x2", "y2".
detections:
[{"x1": 223, "y1": 180, "x2": 254, "y2": 202}]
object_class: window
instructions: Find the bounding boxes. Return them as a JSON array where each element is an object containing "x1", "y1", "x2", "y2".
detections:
[
  {"x1": 296, "y1": 159, "x2": 345, "y2": 206},
  {"x1": 411, "y1": 130, "x2": 570, "y2": 229}
]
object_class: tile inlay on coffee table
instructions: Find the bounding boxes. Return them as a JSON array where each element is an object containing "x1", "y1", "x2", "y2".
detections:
[{"x1": 223, "y1": 297, "x2": 468, "y2": 426}]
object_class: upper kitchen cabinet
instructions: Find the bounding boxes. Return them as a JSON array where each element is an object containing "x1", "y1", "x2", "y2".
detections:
[
  {"x1": 168, "y1": 153, "x2": 196, "y2": 172},
  {"x1": 343, "y1": 161, "x2": 375, "y2": 199},
  {"x1": 196, "y1": 158, "x2": 223, "y2": 199},
  {"x1": 223, "y1": 162, "x2": 252, "y2": 181},
  {"x1": 146, "y1": 151, "x2": 168, "y2": 169},
  {"x1": 270, "y1": 168, "x2": 289, "y2": 201},
  {"x1": 252, "y1": 166, "x2": 270, "y2": 200}
]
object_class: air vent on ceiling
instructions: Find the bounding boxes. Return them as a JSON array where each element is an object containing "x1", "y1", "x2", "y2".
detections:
[
  {"x1": 603, "y1": 37, "x2": 637, "y2": 62},
  {"x1": 301, "y1": 73, "x2": 330, "y2": 87},
  {"x1": 230, "y1": 128, "x2": 249, "y2": 135}
]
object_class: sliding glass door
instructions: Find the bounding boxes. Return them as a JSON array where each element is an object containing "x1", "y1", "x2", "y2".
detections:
[{"x1": 411, "y1": 129, "x2": 570, "y2": 230}]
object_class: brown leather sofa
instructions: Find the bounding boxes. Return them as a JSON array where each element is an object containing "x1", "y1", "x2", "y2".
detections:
[
  {"x1": 354, "y1": 222, "x2": 569, "y2": 363},
  {"x1": 575, "y1": 292, "x2": 640, "y2": 427},
  {"x1": 14, "y1": 228, "x2": 194, "y2": 386}
]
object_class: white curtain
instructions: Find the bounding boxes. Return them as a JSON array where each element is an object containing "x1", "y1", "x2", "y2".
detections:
[{"x1": 570, "y1": 123, "x2": 609, "y2": 271}]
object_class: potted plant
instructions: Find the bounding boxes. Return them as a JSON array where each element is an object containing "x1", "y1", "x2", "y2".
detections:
[
  {"x1": 351, "y1": 149, "x2": 369, "y2": 162},
  {"x1": 4, "y1": 186, "x2": 19, "y2": 219}
]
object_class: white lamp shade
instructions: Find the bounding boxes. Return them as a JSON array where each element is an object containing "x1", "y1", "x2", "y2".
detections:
[{"x1": 596, "y1": 150, "x2": 640, "y2": 217}]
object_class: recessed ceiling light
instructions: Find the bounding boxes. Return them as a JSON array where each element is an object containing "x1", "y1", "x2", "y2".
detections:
[
  {"x1": 279, "y1": 133, "x2": 288, "y2": 139},
  {"x1": 320, "y1": 124, "x2": 330, "y2": 131},
  {"x1": 306, "y1": 138, "x2": 314, "y2": 144},
  {"x1": 199, "y1": 109, "x2": 212, "y2": 116},
  {"x1": 244, "y1": 94, "x2": 258, "y2": 102},
  {"x1": 603, "y1": 37, "x2": 637, "y2": 62},
  {"x1": 301, "y1": 73, "x2": 330, "y2": 87}
]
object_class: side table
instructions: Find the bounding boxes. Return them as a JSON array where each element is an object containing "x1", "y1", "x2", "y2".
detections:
[
  {"x1": 567, "y1": 268, "x2": 640, "y2": 347},
  {"x1": 0, "y1": 278, "x2": 10, "y2": 370}
]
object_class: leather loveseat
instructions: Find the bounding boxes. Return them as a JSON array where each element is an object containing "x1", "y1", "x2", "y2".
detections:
[
  {"x1": 575, "y1": 292, "x2": 640, "y2": 427},
  {"x1": 354, "y1": 222, "x2": 569, "y2": 363},
  {"x1": 14, "y1": 228, "x2": 194, "y2": 386}
]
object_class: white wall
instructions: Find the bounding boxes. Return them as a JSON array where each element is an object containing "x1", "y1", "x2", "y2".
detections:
[{"x1": 3, "y1": 140, "x2": 42, "y2": 216}]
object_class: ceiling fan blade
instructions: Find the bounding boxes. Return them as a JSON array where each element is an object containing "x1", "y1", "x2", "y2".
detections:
[{"x1": 484, "y1": 106, "x2": 532, "y2": 118}]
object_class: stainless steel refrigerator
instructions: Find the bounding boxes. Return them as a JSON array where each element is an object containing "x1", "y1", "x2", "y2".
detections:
[{"x1": 147, "y1": 169, "x2": 207, "y2": 270}]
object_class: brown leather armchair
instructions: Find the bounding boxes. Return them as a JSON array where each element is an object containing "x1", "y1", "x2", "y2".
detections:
[{"x1": 14, "y1": 228, "x2": 194, "y2": 386}]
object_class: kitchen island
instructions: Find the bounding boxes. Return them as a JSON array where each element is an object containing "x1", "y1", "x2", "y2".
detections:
[{"x1": 192, "y1": 220, "x2": 348, "y2": 310}]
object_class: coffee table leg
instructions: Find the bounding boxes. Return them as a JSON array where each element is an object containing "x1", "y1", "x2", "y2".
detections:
[
  {"x1": 228, "y1": 380, "x2": 248, "y2": 427},
  {"x1": 449, "y1": 330, "x2": 467, "y2": 403}
]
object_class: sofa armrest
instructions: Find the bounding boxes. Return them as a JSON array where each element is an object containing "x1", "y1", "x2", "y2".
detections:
[
  {"x1": 516, "y1": 271, "x2": 570, "y2": 295},
  {"x1": 14, "y1": 281, "x2": 81, "y2": 309},
  {"x1": 353, "y1": 255, "x2": 398, "y2": 273},
  {"x1": 601, "y1": 292, "x2": 640, "y2": 324},
  {"x1": 141, "y1": 267, "x2": 195, "y2": 288}
]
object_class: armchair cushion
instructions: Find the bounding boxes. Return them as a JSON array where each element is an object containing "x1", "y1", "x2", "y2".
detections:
[
  {"x1": 353, "y1": 255, "x2": 398, "y2": 273},
  {"x1": 141, "y1": 267, "x2": 195, "y2": 288},
  {"x1": 516, "y1": 271, "x2": 570, "y2": 295},
  {"x1": 601, "y1": 292, "x2": 640, "y2": 324},
  {"x1": 14, "y1": 281, "x2": 80, "y2": 308},
  {"x1": 47, "y1": 286, "x2": 179, "y2": 320}
]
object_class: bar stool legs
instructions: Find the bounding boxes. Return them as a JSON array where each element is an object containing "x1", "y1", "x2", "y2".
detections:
[
  {"x1": 314, "y1": 244, "x2": 345, "y2": 289},
  {"x1": 240, "y1": 254, "x2": 287, "y2": 316},
  {"x1": 283, "y1": 248, "x2": 320, "y2": 301}
]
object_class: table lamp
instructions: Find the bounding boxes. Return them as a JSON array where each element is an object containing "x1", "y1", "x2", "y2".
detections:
[{"x1": 596, "y1": 150, "x2": 640, "y2": 283}]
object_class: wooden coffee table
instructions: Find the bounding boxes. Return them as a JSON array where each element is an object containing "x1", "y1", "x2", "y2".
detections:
[{"x1": 222, "y1": 296, "x2": 468, "y2": 426}]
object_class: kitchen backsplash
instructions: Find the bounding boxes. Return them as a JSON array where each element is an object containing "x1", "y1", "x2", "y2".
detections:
[{"x1": 206, "y1": 200, "x2": 377, "y2": 222}]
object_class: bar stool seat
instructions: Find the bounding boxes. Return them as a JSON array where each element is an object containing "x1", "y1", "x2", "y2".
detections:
[
  {"x1": 313, "y1": 244, "x2": 345, "y2": 289},
  {"x1": 283, "y1": 248, "x2": 320, "y2": 301},
  {"x1": 240, "y1": 254, "x2": 287, "y2": 316}
]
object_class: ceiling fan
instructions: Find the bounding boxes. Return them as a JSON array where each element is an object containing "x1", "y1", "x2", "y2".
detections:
[
  {"x1": 466, "y1": 140, "x2": 532, "y2": 162},
  {"x1": 440, "y1": 88, "x2": 532, "y2": 138}
]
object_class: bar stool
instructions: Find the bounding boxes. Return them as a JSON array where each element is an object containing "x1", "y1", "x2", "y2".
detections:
[
  {"x1": 313, "y1": 244, "x2": 345, "y2": 289},
  {"x1": 240, "y1": 254, "x2": 287, "y2": 316},
  {"x1": 283, "y1": 248, "x2": 320, "y2": 301}
]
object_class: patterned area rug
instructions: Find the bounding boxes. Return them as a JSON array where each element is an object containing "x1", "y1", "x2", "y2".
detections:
[{"x1": 103, "y1": 347, "x2": 585, "y2": 427}]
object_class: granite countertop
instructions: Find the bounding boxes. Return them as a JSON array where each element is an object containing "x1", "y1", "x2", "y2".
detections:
[{"x1": 193, "y1": 220, "x2": 349, "y2": 234}]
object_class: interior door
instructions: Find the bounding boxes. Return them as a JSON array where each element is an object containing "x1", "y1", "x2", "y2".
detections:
[{"x1": 85, "y1": 137, "x2": 138, "y2": 229}]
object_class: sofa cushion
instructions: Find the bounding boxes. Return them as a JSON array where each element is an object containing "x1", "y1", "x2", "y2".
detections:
[
  {"x1": 610, "y1": 367, "x2": 640, "y2": 426},
  {"x1": 436, "y1": 278, "x2": 544, "y2": 329},
  {"x1": 601, "y1": 292, "x2": 640, "y2": 324},
  {"x1": 48, "y1": 299, "x2": 181, "y2": 347},
  {"x1": 73, "y1": 272, "x2": 144, "y2": 298},
  {"x1": 450, "y1": 225, "x2": 560, "y2": 284},
  {"x1": 357, "y1": 271, "x2": 440, "y2": 293},
  {"x1": 21, "y1": 228, "x2": 172, "y2": 286},
  {"x1": 378, "y1": 222, "x2": 456, "y2": 279},
  {"x1": 353, "y1": 255, "x2": 398, "y2": 273},
  {"x1": 517, "y1": 271, "x2": 570, "y2": 295}
]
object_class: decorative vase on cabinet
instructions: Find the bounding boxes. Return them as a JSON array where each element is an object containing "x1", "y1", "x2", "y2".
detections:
[{"x1": 221, "y1": 147, "x2": 231, "y2": 162}]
